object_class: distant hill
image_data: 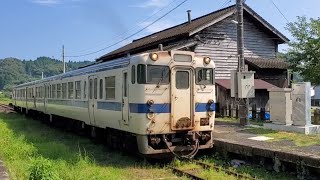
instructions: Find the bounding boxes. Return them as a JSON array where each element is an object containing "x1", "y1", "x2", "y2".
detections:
[{"x1": 0, "y1": 57, "x2": 92, "y2": 91}]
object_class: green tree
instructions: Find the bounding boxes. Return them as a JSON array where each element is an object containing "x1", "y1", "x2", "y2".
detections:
[{"x1": 286, "y1": 16, "x2": 320, "y2": 85}]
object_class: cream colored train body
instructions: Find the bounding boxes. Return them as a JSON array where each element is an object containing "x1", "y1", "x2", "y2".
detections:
[{"x1": 13, "y1": 51, "x2": 216, "y2": 157}]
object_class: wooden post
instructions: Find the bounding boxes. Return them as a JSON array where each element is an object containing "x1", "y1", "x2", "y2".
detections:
[{"x1": 252, "y1": 104, "x2": 256, "y2": 120}]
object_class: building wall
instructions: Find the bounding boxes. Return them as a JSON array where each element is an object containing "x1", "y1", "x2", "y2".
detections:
[{"x1": 194, "y1": 16, "x2": 277, "y2": 79}]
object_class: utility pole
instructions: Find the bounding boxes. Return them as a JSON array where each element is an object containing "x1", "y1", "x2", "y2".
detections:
[
  {"x1": 62, "y1": 45, "x2": 65, "y2": 73},
  {"x1": 236, "y1": 0, "x2": 245, "y2": 72},
  {"x1": 236, "y1": 0, "x2": 249, "y2": 125}
]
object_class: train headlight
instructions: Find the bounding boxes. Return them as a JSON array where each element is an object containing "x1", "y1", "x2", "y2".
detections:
[
  {"x1": 204, "y1": 57, "x2": 211, "y2": 64},
  {"x1": 150, "y1": 53, "x2": 159, "y2": 61},
  {"x1": 147, "y1": 99, "x2": 154, "y2": 106}
]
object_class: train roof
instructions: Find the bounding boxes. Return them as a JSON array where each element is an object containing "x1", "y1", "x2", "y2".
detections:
[{"x1": 15, "y1": 56, "x2": 130, "y2": 88}]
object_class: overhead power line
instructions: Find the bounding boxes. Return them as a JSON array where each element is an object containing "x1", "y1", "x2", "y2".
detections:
[
  {"x1": 70, "y1": 0, "x2": 179, "y2": 55},
  {"x1": 270, "y1": 0, "x2": 289, "y2": 23},
  {"x1": 65, "y1": 0, "x2": 189, "y2": 58}
]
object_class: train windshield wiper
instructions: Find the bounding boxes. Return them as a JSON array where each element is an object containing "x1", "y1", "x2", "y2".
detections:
[{"x1": 156, "y1": 68, "x2": 168, "y2": 88}]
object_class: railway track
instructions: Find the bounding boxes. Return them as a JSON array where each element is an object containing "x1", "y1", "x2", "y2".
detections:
[
  {"x1": 169, "y1": 160, "x2": 257, "y2": 180},
  {"x1": 0, "y1": 103, "x2": 15, "y2": 114}
]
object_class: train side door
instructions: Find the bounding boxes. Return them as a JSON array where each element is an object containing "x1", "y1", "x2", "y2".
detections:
[
  {"x1": 171, "y1": 67, "x2": 194, "y2": 130},
  {"x1": 88, "y1": 76, "x2": 97, "y2": 126},
  {"x1": 122, "y1": 71, "x2": 129, "y2": 125}
]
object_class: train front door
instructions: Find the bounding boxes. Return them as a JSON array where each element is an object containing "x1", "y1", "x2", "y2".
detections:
[
  {"x1": 88, "y1": 76, "x2": 97, "y2": 126},
  {"x1": 122, "y1": 71, "x2": 129, "y2": 125},
  {"x1": 171, "y1": 67, "x2": 194, "y2": 130}
]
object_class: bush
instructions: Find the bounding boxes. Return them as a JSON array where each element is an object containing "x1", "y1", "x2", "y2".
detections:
[{"x1": 29, "y1": 157, "x2": 60, "y2": 180}]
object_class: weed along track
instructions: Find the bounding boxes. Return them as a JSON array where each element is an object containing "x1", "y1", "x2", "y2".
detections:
[{"x1": 170, "y1": 160, "x2": 257, "y2": 180}]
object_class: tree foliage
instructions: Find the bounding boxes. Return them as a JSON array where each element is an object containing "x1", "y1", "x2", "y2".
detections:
[
  {"x1": 0, "y1": 57, "x2": 92, "y2": 91},
  {"x1": 286, "y1": 16, "x2": 320, "y2": 85}
]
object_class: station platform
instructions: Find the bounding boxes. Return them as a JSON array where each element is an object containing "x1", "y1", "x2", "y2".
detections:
[{"x1": 212, "y1": 120, "x2": 320, "y2": 176}]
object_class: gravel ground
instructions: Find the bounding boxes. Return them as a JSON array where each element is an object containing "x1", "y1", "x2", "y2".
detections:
[{"x1": 0, "y1": 160, "x2": 9, "y2": 180}]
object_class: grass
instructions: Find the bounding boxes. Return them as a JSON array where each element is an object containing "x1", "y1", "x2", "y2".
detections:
[
  {"x1": 0, "y1": 113, "x2": 175, "y2": 180},
  {"x1": 244, "y1": 127, "x2": 320, "y2": 146},
  {"x1": 171, "y1": 155, "x2": 295, "y2": 180},
  {"x1": 0, "y1": 97, "x2": 12, "y2": 105},
  {"x1": 216, "y1": 117, "x2": 264, "y2": 126},
  {"x1": 0, "y1": 110, "x2": 302, "y2": 179}
]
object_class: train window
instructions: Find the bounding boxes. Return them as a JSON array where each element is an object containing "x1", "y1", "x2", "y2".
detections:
[
  {"x1": 105, "y1": 76, "x2": 115, "y2": 100},
  {"x1": 137, "y1": 64, "x2": 146, "y2": 84},
  {"x1": 146, "y1": 65, "x2": 170, "y2": 84},
  {"x1": 84, "y1": 81, "x2": 87, "y2": 99},
  {"x1": 99, "y1": 79, "x2": 103, "y2": 99},
  {"x1": 57, "y1": 84, "x2": 62, "y2": 99},
  {"x1": 52, "y1": 84, "x2": 56, "y2": 99},
  {"x1": 124, "y1": 73, "x2": 127, "y2": 97},
  {"x1": 62, "y1": 83, "x2": 67, "y2": 99},
  {"x1": 35, "y1": 87, "x2": 37, "y2": 98},
  {"x1": 47, "y1": 86, "x2": 50, "y2": 98},
  {"x1": 89, "y1": 79, "x2": 93, "y2": 99},
  {"x1": 75, "y1": 81, "x2": 81, "y2": 99},
  {"x1": 131, "y1": 65, "x2": 135, "y2": 84},
  {"x1": 41, "y1": 86, "x2": 44, "y2": 98},
  {"x1": 68, "y1": 82, "x2": 74, "y2": 99},
  {"x1": 196, "y1": 68, "x2": 214, "y2": 85},
  {"x1": 176, "y1": 71, "x2": 190, "y2": 89},
  {"x1": 94, "y1": 78, "x2": 97, "y2": 99}
]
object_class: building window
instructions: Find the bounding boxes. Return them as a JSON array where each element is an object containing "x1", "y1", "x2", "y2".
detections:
[
  {"x1": 52, "y1": 84, "x2": 56, "y2": 99},
  {"x1": 131, "y1": 65, "x2": 135, "y2": 84},
  {"x1": 68, "y1": 82, "x2": 74, "y2": 99},
  {"x1": 105, "y1": 76, "x2": 115, "y2": 99},
  {"x1": 62, "y1": 83, "x2": 67, "y2": 99},
  {"x1": 99, "y1": 79, "x2": 103, "y2": 99},
  {"x1": 75, "y1": 81, "x2": 81, "y2": 99}
]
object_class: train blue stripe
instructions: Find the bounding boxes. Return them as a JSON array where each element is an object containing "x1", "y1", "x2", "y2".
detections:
[
  {"x1": 97, "y1": 101, "x2": 122, "y2": 111},
  {"x1": 30, "y1": 99, "x2": 216, "y2": 113},
  {"x1": 129, "y1": 103, "x2": 171, "y2": 113},
  {"x1": 195, "y1": 103, "x2": 216, "y2": 112}
]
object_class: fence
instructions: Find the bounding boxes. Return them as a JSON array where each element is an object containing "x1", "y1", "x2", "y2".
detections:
[{"x1": 216, "y1": 103, "x2": 270, "y2": 120}]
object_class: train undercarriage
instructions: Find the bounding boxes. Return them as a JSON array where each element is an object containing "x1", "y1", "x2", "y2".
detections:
[{"x1": 13, "y1": 106, "x2": 213, "y2": 159}]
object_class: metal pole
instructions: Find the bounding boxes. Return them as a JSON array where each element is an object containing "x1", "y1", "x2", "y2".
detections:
[
  {"x1": 62, "y1": 45, "x2": 65, "y2": 73},
  {"x1": 236, "y1": 0, "x2": 248, "y2": 125}
]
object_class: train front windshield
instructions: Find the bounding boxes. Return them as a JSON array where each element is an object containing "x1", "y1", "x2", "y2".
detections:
[{"x1": 137, "y1": 64, "x2": 170, "y2": 85}]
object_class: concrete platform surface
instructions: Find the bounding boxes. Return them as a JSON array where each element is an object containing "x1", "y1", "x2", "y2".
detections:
[
  {"x1": 213, "y1": 121, "x2": 320, "y2": 169},
  {"x1": 0, "y1": 160, "x2": 9, "y2": 180}
]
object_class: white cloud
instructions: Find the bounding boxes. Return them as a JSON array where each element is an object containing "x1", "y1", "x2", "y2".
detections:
[
  {"x1": 32, "y1": 0, "x2": 60, "y2": 5},
  {"x1": 135, "y1": 0, "x2": 171, "y2": 8},
  {"x1": 139, "y1": 20, "x2": 175, "y2": 34},
  {"x1": 31, "y1": 0, "x2": 83, "y2": 6}
]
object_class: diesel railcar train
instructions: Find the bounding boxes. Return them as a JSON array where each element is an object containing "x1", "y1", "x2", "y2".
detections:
[{"x1": 13, "y1": 50, "x2": 216, "y2": 158}]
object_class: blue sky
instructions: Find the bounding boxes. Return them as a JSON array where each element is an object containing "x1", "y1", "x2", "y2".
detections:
[{"x1": 1, "y1": 0, "x2": 320, "y2": 61}]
